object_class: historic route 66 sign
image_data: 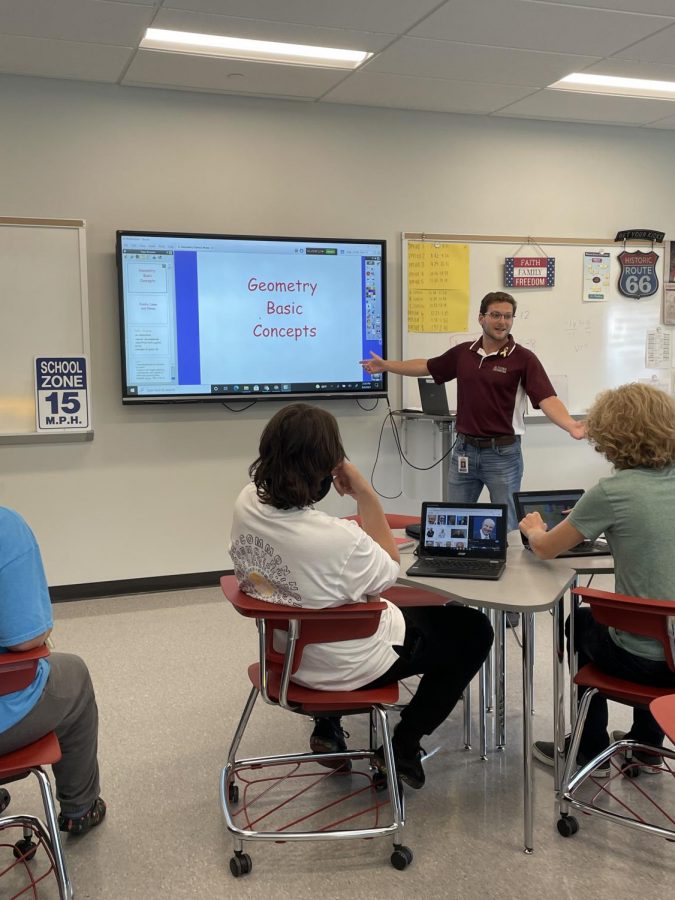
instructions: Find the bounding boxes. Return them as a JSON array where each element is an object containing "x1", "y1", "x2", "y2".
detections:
[{"x1": 617, "y1": 250, "x2": 659, "y2": 299}]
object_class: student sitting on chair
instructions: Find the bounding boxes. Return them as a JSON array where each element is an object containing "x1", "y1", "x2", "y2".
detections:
[
  {"x1": 519, "y1": 384, "x2": 675, "y2": 774},
  {"x1": 0, "y1": 507, "x2": 106, "y2": 834},
  {"x1": 230, "y1": 403, "x2": 493, "y2": 789}
]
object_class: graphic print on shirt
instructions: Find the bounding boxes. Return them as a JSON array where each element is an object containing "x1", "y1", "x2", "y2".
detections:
[{"x1": 230, "y1": 533, "x2": 301, "y2": 606}]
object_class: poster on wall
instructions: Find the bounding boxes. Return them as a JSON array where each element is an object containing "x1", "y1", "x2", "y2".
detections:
[
  {"x1": 617, "y1": 249, "x2": 660, "y2": 299},
  {"x1": 582, "y1": 250, "x2": 610, "y2": 302},
  {"x1": 663, "y1": 284, "x2": 675, "y2": 327},
  {"x1": 34, "y1": 356, "x2": 90, "y2": 431},
  {"x1": 504, "y1": 255, "x2": 555, "y2": 288}
]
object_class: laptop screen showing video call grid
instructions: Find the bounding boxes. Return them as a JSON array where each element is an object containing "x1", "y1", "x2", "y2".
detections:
[
  {"x1": 515, "y1": 490, "x2": 584, "y2": 547},
  {"x1": 420, "y1": 503, "x2": 507, "y2": 558}
]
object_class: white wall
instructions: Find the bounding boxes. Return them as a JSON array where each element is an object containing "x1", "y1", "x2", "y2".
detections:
[{"x1": 1, "y1": 74, "x2": 673, "y2": 584}]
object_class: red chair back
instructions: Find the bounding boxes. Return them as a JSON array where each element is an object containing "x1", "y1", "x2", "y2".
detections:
[
  {"x1": 572, "y1": 586, "x2": 675, "y2": 673},
  {"x1": 221, "y1": 575, "x2": 386, "y2": 675},
  {"x1": 0, "y1": 646, "x2": 49, "y2": 696}
]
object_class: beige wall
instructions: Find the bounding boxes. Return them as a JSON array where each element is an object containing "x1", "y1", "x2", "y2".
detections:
[{"x1": 1, "y1": 74, "x2": 673, "y2": 584}]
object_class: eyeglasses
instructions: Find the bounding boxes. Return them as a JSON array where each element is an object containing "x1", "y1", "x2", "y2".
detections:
[{"x1": 484, "y1": 311, "x2": 514, "y2": 321}]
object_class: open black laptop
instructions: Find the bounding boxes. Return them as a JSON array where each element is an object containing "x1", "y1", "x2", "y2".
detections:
[
  {"x1": 417, "y1": 378, "x2": 452, "y2": 417},
  {"x1": 406, "y1": 502, "x2": 507, "y2": 580},
  {"x1": 513, "y1": 489, "x2": 610, "y2": 558}
]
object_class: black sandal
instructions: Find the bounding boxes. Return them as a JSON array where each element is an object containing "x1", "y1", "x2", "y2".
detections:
[{"x1": 58, "y1": 797, "x2": 107, "y2": 836}]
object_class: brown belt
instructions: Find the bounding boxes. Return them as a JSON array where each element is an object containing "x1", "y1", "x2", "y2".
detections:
[{"x1": 459, "y1": 433, "x2": 517, "y2": 449}]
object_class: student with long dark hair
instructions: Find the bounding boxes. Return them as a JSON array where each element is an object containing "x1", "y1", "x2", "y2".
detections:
[{"x1": 230, "y1": 403, "x2": 493, "y2": 788}]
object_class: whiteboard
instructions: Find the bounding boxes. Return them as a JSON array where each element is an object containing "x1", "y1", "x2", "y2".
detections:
[
  {"x1": 401, "y1": 234, "x2": 669, "y2": 415},
  {"x1": 0, "y1": 217, "x2": 91, "y2": 441}
]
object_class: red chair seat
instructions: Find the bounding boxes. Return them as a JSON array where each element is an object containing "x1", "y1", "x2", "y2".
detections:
[
  {"x1": 247, "y1": 662, "x2": 399, "y2": 712},
  {"x1": 0, "y1": 732, "x2": 62, "y2": 780},
  {"x1": 574, "y1": 663, "x2": 675, "y2": 707}
]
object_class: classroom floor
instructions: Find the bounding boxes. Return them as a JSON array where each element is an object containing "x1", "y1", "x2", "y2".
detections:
[{"x1": 2, "y1": 586, "x2": 673, "y2": 899}]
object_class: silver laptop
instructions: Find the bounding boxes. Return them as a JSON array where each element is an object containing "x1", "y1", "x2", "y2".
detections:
[
  {"x1": 513, "y1": 489, "x2": 610, "y2": 558},
  {"x1": 406, "y1": 501, "x2": 508, "y2": 580},
  {"x1": 417, "y1": 378, "x2": 451, "y2": 416}
]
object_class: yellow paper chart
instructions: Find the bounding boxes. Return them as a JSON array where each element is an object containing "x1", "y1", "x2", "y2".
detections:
[{"x1": 407, "y1": 242, "x2": 470, "y2": 332}]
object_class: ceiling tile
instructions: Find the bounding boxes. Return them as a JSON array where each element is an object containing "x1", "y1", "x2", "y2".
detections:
[
  {"x1": 154, "y1": 9, "x2": 394, "y2": 52},
  {"x1": 0, "y1": 0, "x2": 154, "y2": 45},
  {"x1": 643, "y1": 113, "x2": 675, "y2": 128},
  {"x1": 410, "y1": 0, "x2": 671, "y2": 56},
  {"x1": 526, "y1": 0, "x2": 675, "y2": 15},
  {"x1": 323, "y1": 71, "x2": 536, "y2": 114},
  {"x1": 123, "y1": 48, "x2": 348, "y2": 98},
  {"x1": 365, "y1": 37, "x2": 600, "y2": 87},
  {"x1": 0, "y1": 33, "x2": 131, "y2": 81},
  {"x1": 495, "y1": 88, "x2": 675, "y2": 125},
  {"x1": 161, "y1": 0, "x2": 442, "y2": 33},
  {"x1": 611, "y1": 22, "x2": 675, "y2": 64}
]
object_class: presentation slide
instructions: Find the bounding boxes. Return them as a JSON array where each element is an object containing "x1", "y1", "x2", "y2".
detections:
[{"x1": 197, "y1": 252, "x2": 365, "y2": 383}]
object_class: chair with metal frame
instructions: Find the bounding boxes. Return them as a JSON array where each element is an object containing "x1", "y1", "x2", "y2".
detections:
[
  {"x1": 557, "y1": 586, "x2": 675, "y2": 841},
  {"x1": 220, "y1": 574, "x2": 413, "y2": 877},
  {"x1": 0, "y1": 645, "x2": 73, "y2": 900}
]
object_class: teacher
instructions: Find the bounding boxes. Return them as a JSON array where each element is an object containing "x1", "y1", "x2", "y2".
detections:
[{"x1": 361, "y1": 291, "x2": 584, "y2": 532}]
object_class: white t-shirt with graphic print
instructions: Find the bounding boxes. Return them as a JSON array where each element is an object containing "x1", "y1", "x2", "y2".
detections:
[{"x1": 230, "y1": 482, "x2": 405, "y2": 691}]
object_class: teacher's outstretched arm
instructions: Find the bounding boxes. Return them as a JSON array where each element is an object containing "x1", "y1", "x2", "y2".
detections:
[
  {"x1": 360, "y1": 352, "x2": 430, "y2": 378},
  {"x1": 539, "y1": 395, "x2": 586, "y2": 441}
]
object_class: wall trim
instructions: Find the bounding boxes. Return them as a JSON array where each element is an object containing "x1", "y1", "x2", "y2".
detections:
[{"x1": 50, "y1": 570, "x2": 231, "y2": 602}]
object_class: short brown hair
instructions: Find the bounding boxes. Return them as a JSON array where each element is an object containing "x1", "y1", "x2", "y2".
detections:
[
  {"x1": 479, "y1": 291, "x2": 517, "y2": 316},
  {"x1": 250, "y1": 403, "x2": 346, "y2": 509},
  {"x1": 586, "y1": 383, "x2": 675, "y2": 470}
]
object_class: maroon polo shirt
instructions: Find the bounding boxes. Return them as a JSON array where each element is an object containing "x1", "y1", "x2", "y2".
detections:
[{"x1": 427, "y1": 336, "x2": 556, "y2": 437}]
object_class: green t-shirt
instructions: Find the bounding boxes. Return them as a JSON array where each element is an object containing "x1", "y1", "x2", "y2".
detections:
[{"x1": 568, "y1": 466, "x2": 675, "y2": 661}]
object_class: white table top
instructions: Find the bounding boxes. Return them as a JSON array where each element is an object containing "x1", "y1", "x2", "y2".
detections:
[{"x1": 397, "y1": 544, "x2": 576, "y2": 612}]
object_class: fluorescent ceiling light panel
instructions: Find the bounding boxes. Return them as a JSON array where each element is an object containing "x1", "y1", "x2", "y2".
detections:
[
  {"x1": 141, "y1": 28, "x2": 372, "y2": 69},
  {"x1": 548, "y1": 72, "x2": 675, "y2": 100}
]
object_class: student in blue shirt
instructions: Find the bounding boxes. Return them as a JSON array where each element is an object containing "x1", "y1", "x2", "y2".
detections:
[{"x1": 0, "y1": 507, "x2": 105, "y2": 835}]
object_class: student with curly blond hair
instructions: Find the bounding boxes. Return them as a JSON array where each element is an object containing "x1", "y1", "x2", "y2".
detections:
[{"x1": 520, "y1": 383, "x2": 675, "y2": 774}]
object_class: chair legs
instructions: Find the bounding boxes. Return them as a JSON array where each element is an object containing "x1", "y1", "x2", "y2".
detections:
[
  {"x1": 220, "y1": 690, "x2": 411, "y2": 875},
  {"x1": 0, "y1": 767, "x2": 73, "y2": 900},
  {"x1": 557, "y1": 687, "x2": 675, "y2": 842}
]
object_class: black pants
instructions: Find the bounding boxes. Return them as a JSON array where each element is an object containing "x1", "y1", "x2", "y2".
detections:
[
  {"x1": 568, "y1": 608, "x2": 675, "y2": 758},
  {"x1": 362, "y1": 605, "x2": 494, "y2": 744}
]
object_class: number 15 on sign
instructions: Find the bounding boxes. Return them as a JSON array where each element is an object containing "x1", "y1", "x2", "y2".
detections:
[{"x1": 35, "y1": 356, "x2": 91, "y2": 431}]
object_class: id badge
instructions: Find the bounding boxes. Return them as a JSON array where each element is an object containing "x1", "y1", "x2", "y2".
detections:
[{"x1": 458, "y1": 455, "x2": 469, "y2": 474}]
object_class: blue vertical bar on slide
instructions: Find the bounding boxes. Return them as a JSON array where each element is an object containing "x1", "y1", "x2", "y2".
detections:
[
  {"x1": 360, "y1": 256, "x2": 381, "y2": 381},
  {"x1": 174, "y1": 251, "x2": 201, "y2": 385},
  {"x1": 360, "y1": 256, "x2": 374, "y2": 382}
]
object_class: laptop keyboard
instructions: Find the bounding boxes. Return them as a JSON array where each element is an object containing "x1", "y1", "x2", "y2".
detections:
[{"x1": 416, "y1": 558, "x2": 501, "y2": 574}]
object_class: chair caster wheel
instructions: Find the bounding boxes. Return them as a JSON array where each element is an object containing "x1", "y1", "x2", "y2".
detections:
[
  {"x1": 556, "y1": 816, "x2": 579, "y2": 837},
  {"x1": 0, "y1": 788, "x2": 10, "y2": 814},
  {"x1": 229, "y1": 783, "x2": 239, "y2": 804},
  {"x1": 372, "y1": 771, "x2": 387, "y2": 793},
  {"x1": 13, "y1": 837, "x2": 38, "y2": 861},
  {"x1": 390, "y1": 845, "x2": 413, "y2": 870},
  {"x1": 229, "y1": 852, "x2": 253, "y2": 877}
]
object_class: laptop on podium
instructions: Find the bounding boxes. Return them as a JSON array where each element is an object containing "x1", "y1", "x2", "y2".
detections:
[
  {"x1": 406, "y1": 501, "x2": 508, "y2": 581},
  {"x1": 513, "y1": 489, "x2": 610, "y2": 558},
  {"x1": 417, "y1": 378, "x2": 452, "y2": 416}
]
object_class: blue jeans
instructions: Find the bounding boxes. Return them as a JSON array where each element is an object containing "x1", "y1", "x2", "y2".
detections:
[{"x1": 447, "y1": 436, "x2": 523, "y2": 532}]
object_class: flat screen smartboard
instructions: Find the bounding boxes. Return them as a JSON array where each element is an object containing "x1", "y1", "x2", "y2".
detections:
[{"x1": 116, "y1": 231, "x2": 387, "y2": 404}]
